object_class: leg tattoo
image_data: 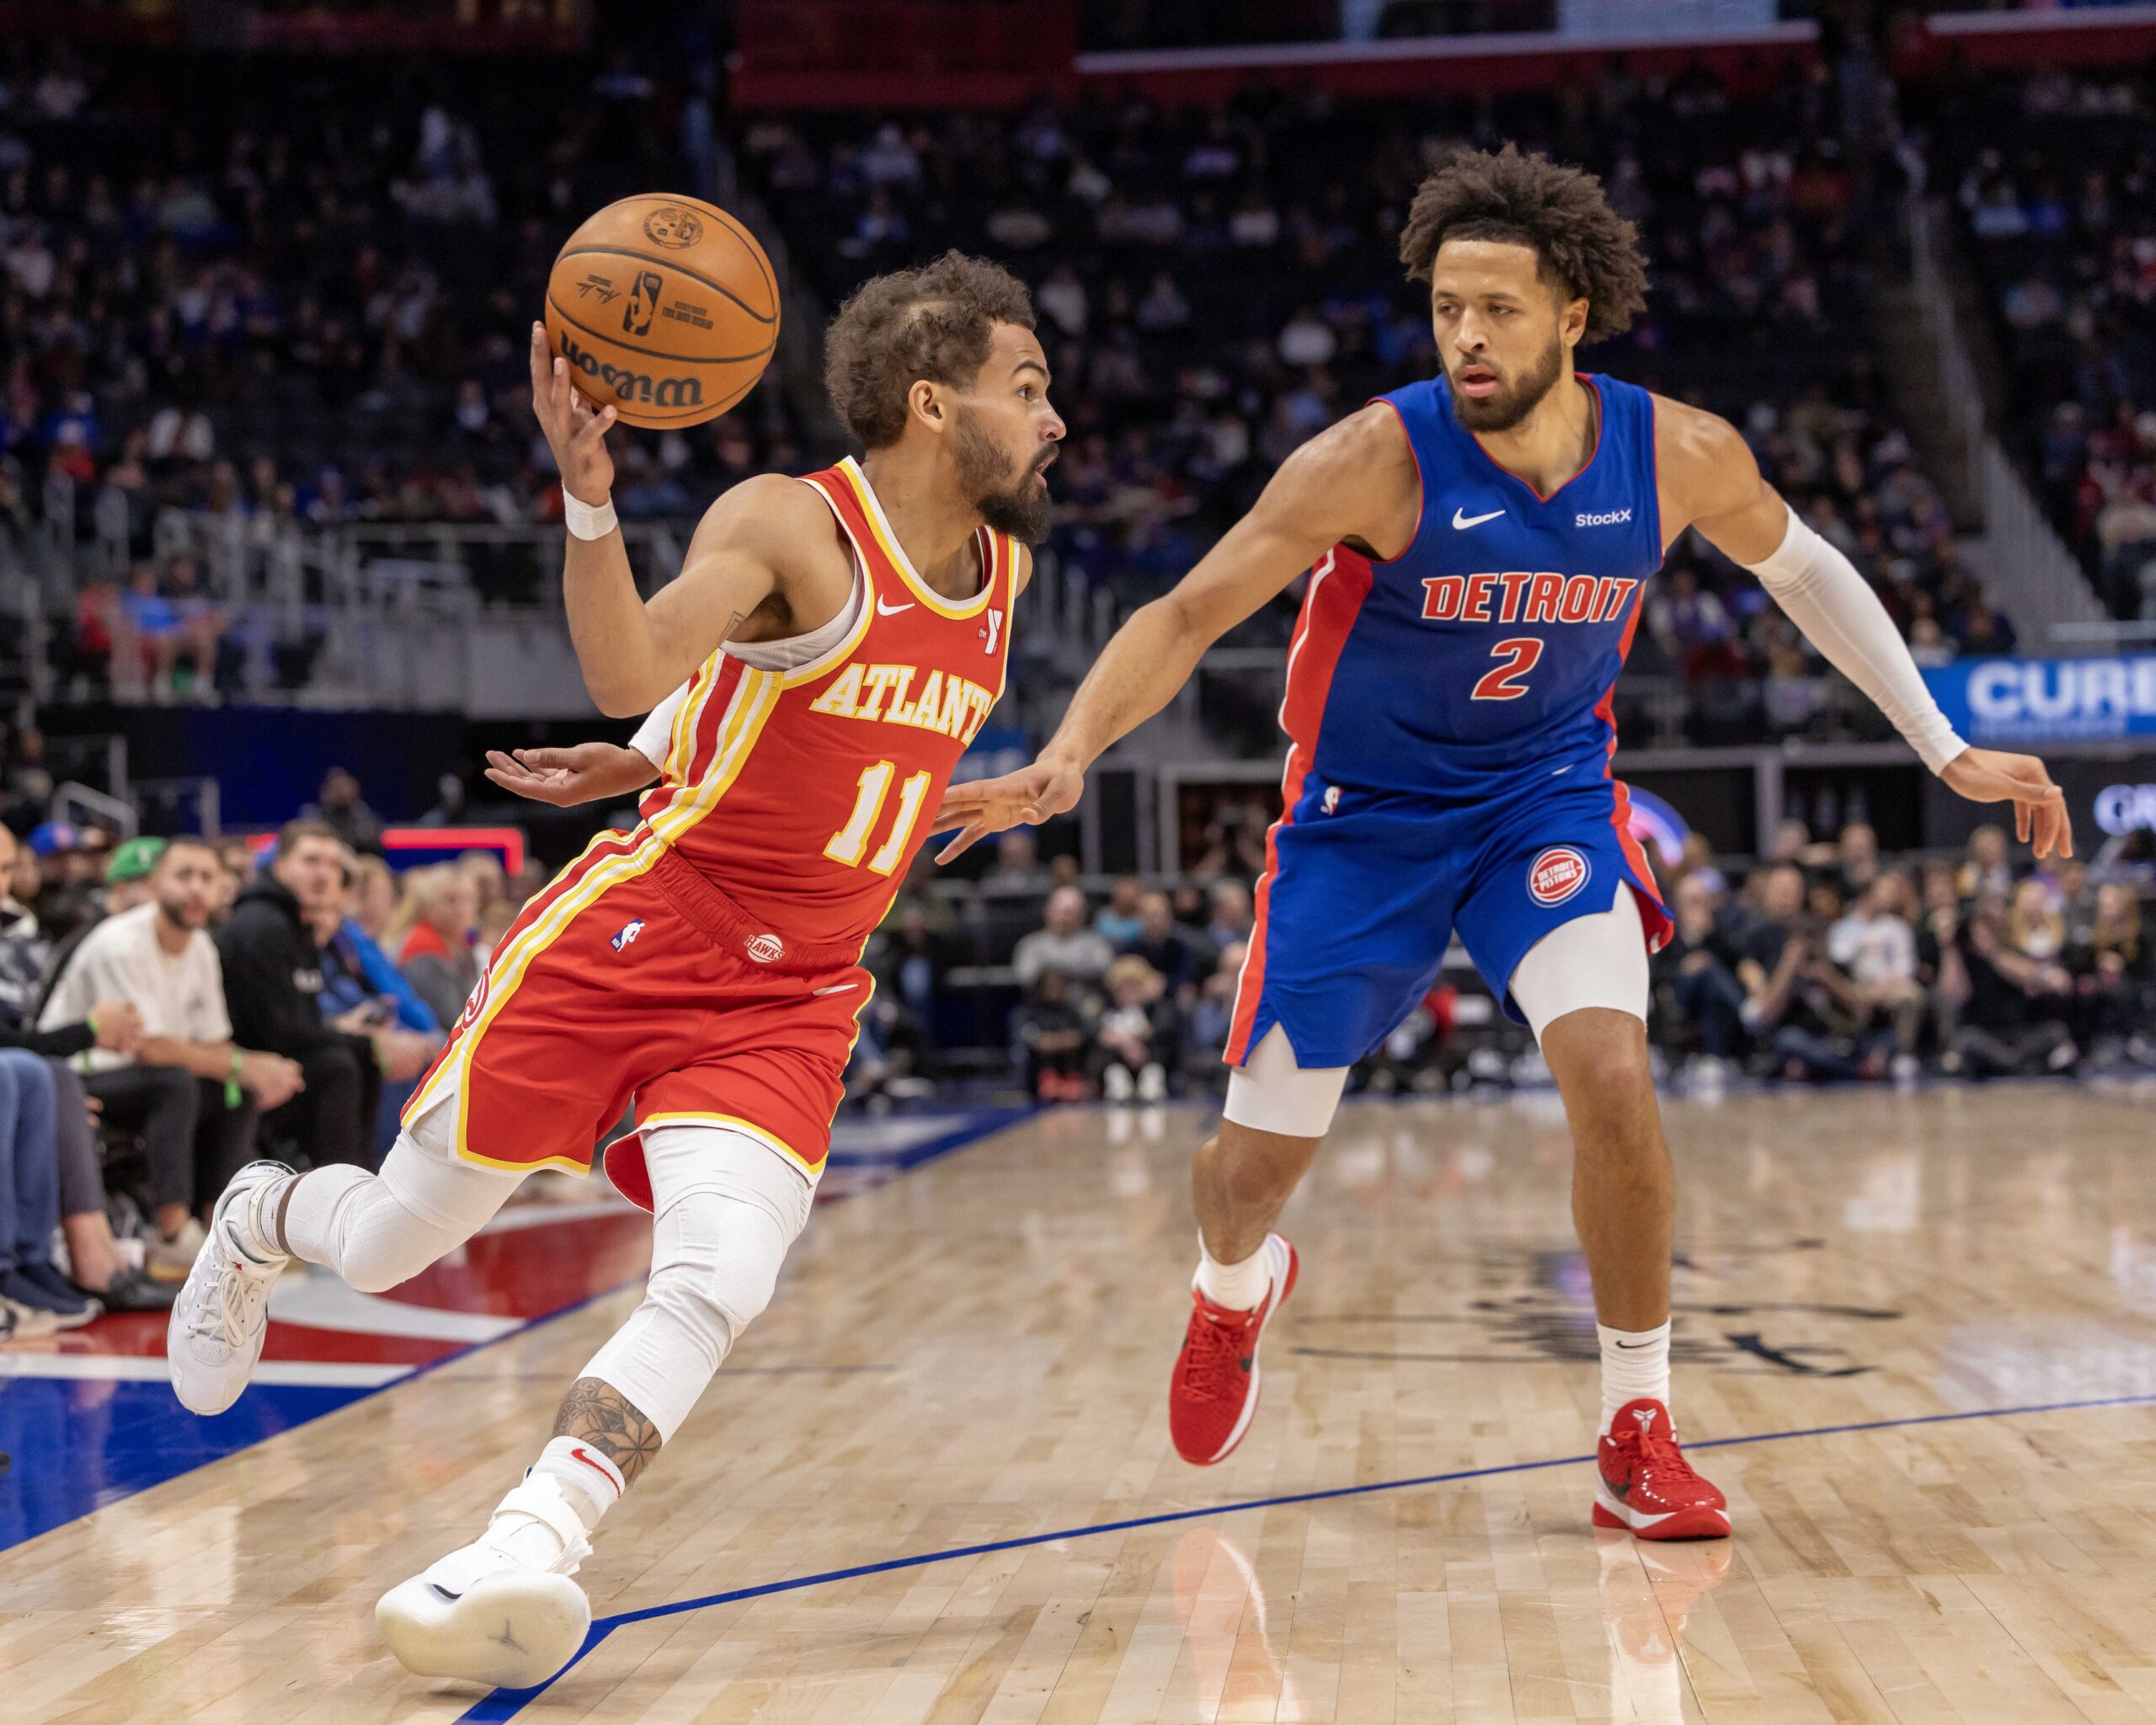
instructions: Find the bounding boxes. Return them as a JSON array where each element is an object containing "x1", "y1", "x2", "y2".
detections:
[{"x1": 552, "y1": 1377, "x2": 663, "y2": 1486}]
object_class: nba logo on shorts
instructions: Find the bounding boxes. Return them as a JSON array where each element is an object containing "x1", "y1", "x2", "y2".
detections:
[
  {"x1": 611, "y1": 918, "x2": 645, "y2": 953},
  {"x1": 744, "y1": 932, "x2": 786, "y2": 964},
  {"x1": 1528, "y1": 846, "x2": 1591, "y2": 906}
]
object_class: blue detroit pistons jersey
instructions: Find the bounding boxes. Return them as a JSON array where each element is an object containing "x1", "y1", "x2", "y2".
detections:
[
  {"x1": 1287, "y1": 372, "x2": 1662, "y2": 800},
  {"x1": 1227, "y1": 372, "x2": 1672, "y2": 1062}
]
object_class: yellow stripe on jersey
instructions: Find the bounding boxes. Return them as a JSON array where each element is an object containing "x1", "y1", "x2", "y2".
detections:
[
  {"x1": 409, "y1": 825, "x2": 664, "y2": 1163},
  {"x1": 646, "y1": 668, "x2": 781, "y2": 849},
  {"x1": 782, "y1": 571, "x2": 878, "y2": 690},
  {"x1": 836, "y1": 457, "x2": 995, "y2": 621},
  {"x1": 419, "y1": 669, "x2": 781, "y2": 1167},
  {"x1": 664, "y1": 654, "x2": 726, "y2": 787}
]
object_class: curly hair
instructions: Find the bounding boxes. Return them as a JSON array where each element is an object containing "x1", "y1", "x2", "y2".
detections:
[
  {"x1": 823, "y1": 250, "x2": 1036, "y2": 449},
  {"x1": 1398, "y1": 145, "x2": 1647, "y2": 344}
]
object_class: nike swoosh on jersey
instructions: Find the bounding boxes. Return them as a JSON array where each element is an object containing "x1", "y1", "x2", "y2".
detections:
[
  {"x1": 875, "y1": 597, "x2": 915, "y2": 616},
  {"x1": 1452, "y1": 507, "x2": 1505, "y2": 530}
]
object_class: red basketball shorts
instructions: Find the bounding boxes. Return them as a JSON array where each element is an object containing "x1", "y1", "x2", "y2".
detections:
[{"x1": 402, "y1": 830, "x2": 871, "y2": 1189}]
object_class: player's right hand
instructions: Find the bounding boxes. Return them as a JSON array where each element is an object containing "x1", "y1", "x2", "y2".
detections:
[
  {"x1": 485, "y1": 743, "x2": 648, "y2": 808},
  {"x1": 930, "y1": 755, "x2": 1086, "y2": 862},
  {"x1": 530, "y1": 321, "x2": 616, "y2": 505}
]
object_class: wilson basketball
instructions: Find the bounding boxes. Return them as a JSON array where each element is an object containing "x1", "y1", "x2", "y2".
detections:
[{"x1": 543, "y1": 194, "x2": 779, "y2": 429}]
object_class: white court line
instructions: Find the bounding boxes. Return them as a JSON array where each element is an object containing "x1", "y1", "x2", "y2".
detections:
[
  {"x1": 270, "y1": 1269, "x2": 521, "y2": 1342},
  {"x1": 0, "y1": 1354, "x2": 407, "y2": 1386}
]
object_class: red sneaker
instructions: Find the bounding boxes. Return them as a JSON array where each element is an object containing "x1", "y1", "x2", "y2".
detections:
[
  {"x1": 1592, "y1": 1398, "x2": 1732, "y2": 1541},
  {"x1": 1168, "y1": 1234, "x2": 1298, "y2": 1465}
]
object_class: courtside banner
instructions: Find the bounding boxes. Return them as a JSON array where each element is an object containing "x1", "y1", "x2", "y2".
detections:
[{"x1": 1923, "y1": 655, "x2": 2156, "y2": 745}]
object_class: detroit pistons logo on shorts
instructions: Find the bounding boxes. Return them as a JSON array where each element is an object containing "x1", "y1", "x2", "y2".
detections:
[
  {"x1": 1528, "y1": 846, "x2": 1592, "y2": 907},
  {"x1": 744, "y1": 932, "x2": 786, "y2": 964}
]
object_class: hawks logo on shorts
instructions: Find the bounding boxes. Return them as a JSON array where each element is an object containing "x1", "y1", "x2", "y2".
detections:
[
  {"x1": 1529, "y1": 846, "x2": 1592, "y2": 906},
  {"x1": 456, "y1": 967, "x2": 489, "y2": 1030}
]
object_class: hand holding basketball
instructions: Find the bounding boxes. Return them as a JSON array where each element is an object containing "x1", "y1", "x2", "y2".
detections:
[
  {"x1": 529, "y1": 323, "x2": 617, "y2": 505},
  {"x1": 541, "y1": 194, "x2": 778, "y2": 430}
]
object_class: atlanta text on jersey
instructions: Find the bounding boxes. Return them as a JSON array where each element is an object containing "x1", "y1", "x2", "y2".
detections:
[{"x1": 808, "y1": 661, "x2": 999, "y2": 743}]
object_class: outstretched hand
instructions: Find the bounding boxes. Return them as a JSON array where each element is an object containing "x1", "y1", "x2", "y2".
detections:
[
  {"x1": 484, "y1": 743, "x2": 647, "y2": 809},
  {"x1": 930, "y1": 756, "x2": 1086, "y2": 862},
  {"x1": 1940, "y1": 746, "x2": 2073, "y2": 860},
  {"x1": 529, "y1": 321, "x2": 616, "y2": 505}
]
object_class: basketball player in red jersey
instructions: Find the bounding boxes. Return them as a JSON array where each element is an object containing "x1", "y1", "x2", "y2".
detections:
[
  {"x1": 940, "y1": 149, "x2": 2069, "y2": 1540},
  {"x1": 167, "y1": 253, "x2": 1061, "y2": 1686}
]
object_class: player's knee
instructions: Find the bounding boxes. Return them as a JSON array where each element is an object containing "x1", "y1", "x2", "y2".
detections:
[
  {"x1": 335, "y1": 1181, "x2": 472, "y2": 1292},
  {"x1": 1542, "y1": 1007, "x2": 1652, "y2": 1088},
  {"x1": 643, "y1": 1194, "x2": 789, "y2": 1367}
]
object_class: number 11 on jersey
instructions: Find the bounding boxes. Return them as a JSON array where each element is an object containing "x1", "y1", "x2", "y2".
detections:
[{"x1": 825, "y1": 760, "x2": 931, "y2": 876}]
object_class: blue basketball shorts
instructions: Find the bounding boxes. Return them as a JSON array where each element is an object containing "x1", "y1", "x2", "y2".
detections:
[{"x1": 1225, "y1": 764, "x2": 1670, "y2": 1068}]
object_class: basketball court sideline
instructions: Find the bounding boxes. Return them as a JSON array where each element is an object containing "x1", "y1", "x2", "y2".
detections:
[{"x1": 8, "y1": 1081, "x2": 2156, "y2": 1723}]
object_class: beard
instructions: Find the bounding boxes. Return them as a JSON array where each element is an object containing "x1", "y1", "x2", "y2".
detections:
[
  {"x1": 1447, "y1": 334, "x2": 1566, "y2": 434},
  {"x1": 954, "y1": 409, "x2": 1054, "y2": 543}
]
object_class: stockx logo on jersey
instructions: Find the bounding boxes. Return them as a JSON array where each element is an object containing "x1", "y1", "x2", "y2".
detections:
[{"x1": 1421, "y1": 572, "x2": 1640, "y2": 626}]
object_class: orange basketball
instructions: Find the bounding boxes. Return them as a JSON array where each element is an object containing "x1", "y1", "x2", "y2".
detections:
[{"x1": 543, "y1": 194, "x2": 779, "y2": 429}]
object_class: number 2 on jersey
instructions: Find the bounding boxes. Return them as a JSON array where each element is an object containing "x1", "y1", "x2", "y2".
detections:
[
  {"x1": 1470, "y1": 637, "x2": 1544, "y2": 702},
  {"x1": 825, "y1": 760, "x2": 931, "y2": 875}
]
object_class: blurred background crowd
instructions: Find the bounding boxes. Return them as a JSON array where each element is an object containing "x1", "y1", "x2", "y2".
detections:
[{"x1": 0, "y1": 3, "x2": 2152, "y2": 1340}]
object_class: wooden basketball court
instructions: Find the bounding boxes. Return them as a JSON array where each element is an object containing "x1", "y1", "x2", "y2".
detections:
[{"x1": 7, "y1": 1081, "x2": 2156, "y2": 1723}]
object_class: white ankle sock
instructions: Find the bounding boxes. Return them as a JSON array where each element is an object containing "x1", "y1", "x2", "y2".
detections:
[
  {"x1": 1194, "y1": 1236, "x2": 1270, "y2": 1311},
  {"x1": 1598, "y1": 1319, "x2": 1671, "y2": 1432},
  {"x1": 486, "y1": 1438, "x2": 622, "y2": 1569},
  {"x1": 531, "y1": 1434, "x2": 624, "y2": 1525}
]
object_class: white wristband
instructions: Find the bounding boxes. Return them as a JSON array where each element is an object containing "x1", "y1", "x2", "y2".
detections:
[{"x1": 562, "y1": 487, "x2": 618, "y2": 542}]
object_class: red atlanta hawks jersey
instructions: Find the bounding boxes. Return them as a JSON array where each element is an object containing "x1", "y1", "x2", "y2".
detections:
[{"x1": 632, "y1": 456, "x2": 1017, "y2": 953}]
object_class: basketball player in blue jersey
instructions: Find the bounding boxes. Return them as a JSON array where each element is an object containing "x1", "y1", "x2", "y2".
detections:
[{"x1": 942, "y1": 147, "x2": 2073, "y2": 1538}]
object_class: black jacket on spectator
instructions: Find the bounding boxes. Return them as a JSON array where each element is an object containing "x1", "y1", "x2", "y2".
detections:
[{"x1": 216, "y1": 879, "x2": 354, "y2": 1061}]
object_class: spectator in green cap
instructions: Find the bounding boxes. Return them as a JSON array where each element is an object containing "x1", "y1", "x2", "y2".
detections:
[{"x1": 104, "y1": 836, "x2": 166, "y2": 916}]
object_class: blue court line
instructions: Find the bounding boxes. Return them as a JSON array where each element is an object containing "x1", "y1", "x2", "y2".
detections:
[
  {"x1": 2, "y1": 1106, "x2": 1030, "y2": 1557},
  {"x1": 456, "y1": 1386, "x2": 2156, "y2": 1722}
]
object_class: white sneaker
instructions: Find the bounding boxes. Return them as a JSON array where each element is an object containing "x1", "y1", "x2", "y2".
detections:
[
  {"x1": 1136, "y1": 1062, "x2": 1167, "y2": 1103},
  {"x1": 377, "y1": 1477, "x2": 594, "y2": 1689},
  {"x1": 167, "y1": 1161, "x2": 291, "y2": 1415}
]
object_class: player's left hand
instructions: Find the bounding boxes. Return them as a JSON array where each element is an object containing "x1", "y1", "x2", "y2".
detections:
[
  {"x1": 1940, "y1": 746, "x2": 2073, "y2": 860},
  {"x1": 931, "y1": 754, "x2": 1086, "y2": 862},
  {"x1": 485, "y1": 743, "x2": 643, "y2": 808}
]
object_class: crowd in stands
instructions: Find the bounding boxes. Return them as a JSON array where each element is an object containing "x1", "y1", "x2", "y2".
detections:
[
  {"x1": 0, "y1": 43, "x2": 2021, "y2": 734},
  {"x1": 0, "y1": 774, "x2": 549, "y2": 1340},
  {"x1": 1911, "y1": 66, "x2": 2156, "y2": 618},
  {"x1": 1650, "y1": 816, "x2": 2155, "y2": 1085},
  {"x1": 741, "y1": 74, "x2": 2014, "y2": 712}
]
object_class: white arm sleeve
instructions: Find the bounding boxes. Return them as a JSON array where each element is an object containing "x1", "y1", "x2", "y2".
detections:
[
  {"x1": 1743, "y1": 505, "x2": 1967, "y2": 774},
  {"x1": 627, "y1": 682, "x2": 691, "y2": 770}
]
